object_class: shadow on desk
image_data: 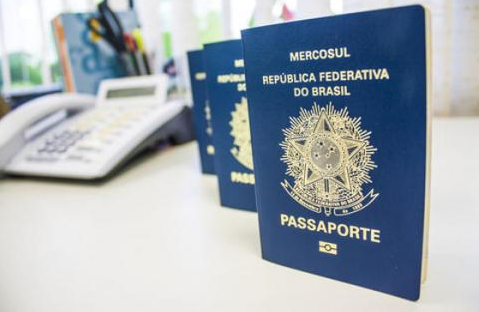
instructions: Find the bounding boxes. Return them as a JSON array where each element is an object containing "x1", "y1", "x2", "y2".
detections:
[{"x1": 2, "y1": 143, "x2": 176, "y2": 186}]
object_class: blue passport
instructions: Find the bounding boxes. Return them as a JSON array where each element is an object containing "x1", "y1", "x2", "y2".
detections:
[
  {"x1": 187, "y1": 50, "x2": 215, "y2": 174},
  {"x1": 241, "y1": 6, "x2": 430, "y2": 300},
  {"x1": 204, "y1": 40, "x2": 256, "y2": 211}
]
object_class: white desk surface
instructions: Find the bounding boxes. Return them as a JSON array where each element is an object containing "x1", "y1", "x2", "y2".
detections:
[{"x1": 0, "y1": 118, "x2": 477, "y2": 312}]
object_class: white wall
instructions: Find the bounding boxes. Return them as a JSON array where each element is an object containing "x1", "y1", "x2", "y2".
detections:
[
  {"x1": 296, "y1": 0, "x2": 332, "y2": 19},
  {"x1": 344, "y1": 0, "x2": 479, "y2": 116}
]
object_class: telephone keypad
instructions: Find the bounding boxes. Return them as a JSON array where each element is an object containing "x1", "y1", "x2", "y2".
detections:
[{"x1": 27, "y1": 106, "x2": 153, "y2": 163}]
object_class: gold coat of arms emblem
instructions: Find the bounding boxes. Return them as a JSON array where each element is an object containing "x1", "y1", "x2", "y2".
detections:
[
  {"x1": 230, "y1": 97, "x2": 254, "y2": 170},
  {"x1": 280, "y1": 103, "x2": 379, "y2": 216}
]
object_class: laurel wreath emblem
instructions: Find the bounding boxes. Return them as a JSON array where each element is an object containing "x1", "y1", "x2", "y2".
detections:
[
  {"x1": 230, "y1": 97, "x2": 254, "y2": 170},
  {"x1": 280, "y1": 102, "x2": 379, "y2": 216}
]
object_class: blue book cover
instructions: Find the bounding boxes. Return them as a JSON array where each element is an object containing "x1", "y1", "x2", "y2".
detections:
[
  {"x1": 241, "y1": 6, "x2": 430, "y2": 300},
  {"x1": 53, "y1": 11, "x2": 139, "y2": 95},
  {"x1": 187, "y1": 50, "x2": 215, "y2": 174},
  {"x1": 204, "y1": 40, "x2": 256, "y2": 211}
]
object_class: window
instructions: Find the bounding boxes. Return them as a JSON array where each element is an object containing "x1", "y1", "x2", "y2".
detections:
[{"x1": 0, "y1": 0, "x2": 98, "y2": 92}]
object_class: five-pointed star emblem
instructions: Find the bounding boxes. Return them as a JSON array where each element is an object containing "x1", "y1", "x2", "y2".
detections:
[{"x1": 291, "y1": 111, "x2": 365, "y2": 191}]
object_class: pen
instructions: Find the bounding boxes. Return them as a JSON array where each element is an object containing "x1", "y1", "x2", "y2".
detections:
[
  {"x1": 131, "y1": 36, "x2": 147, "y2": 75},
  {"x1": 132, "y1": 28, "x2": 151, "y2": 75},
  {"x1": 123, "y1": 33, "x2": 141, "y2": 75}
]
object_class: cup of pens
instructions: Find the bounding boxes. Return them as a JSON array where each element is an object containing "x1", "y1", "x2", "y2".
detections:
[
  {"x1": 120, "y1": 31, "x2": 151, "y2": 76},
  {"x1": 87, "y1": 1, "x2": 151, "y2": 76}
]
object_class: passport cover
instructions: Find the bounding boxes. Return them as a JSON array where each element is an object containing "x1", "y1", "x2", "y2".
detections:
[
  {"x1": 204, "y1": 40, "x2": 256, "y2": 211},
  {"x1": 187, "y1": 50, "x2": 215, "y2": 174},
  {"x1": 241, "y1": 5, "x2": 430, "y2": 300}
]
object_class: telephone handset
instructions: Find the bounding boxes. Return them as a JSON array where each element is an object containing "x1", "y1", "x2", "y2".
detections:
[
  {"x1": 0, "y1": 93, "x2": 95, "y2": 169},
  {"x1": 0, "y1": 75, "x2": 186, "y2": 180}
]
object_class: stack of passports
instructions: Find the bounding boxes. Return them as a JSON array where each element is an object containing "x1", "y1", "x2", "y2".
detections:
[
  {"x1": 187, "y1": 50, "x2": 215, "y2": 174},
  {"x1": 241, "y1": 6, "x2": 430, "y2": 300},
  {"x1": 204, "y1": 40, "x2": 256, "y2": 211}
]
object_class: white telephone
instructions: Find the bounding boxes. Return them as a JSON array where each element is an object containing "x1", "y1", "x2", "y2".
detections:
[{"x1": 0, "y1": 75, "x2": 185, "y2": 179}]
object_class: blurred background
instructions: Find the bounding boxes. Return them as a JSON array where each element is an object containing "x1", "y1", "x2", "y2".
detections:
[{"x1": 0, "y1": 0, "x2": 477, "y2": 116}]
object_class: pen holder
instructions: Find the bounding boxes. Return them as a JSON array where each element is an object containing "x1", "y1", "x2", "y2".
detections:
[{"x1": 119, "y1": 51, "x2": 139, "y2": 76}]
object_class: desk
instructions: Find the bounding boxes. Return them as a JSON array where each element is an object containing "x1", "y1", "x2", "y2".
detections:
[{"x1": 0, "y1": 118, "x2": 477, "y2": 312}]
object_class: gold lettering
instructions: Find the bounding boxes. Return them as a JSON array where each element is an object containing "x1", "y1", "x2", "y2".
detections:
[
  {"x1": 195, "y1": 72, "x2": 206, "y2": 80},
  {"x1": 230, "y1": 171, "x2": 255, "y2": 184},
  {"x1": 327, "y1": 222, "x2": 337, "y2": 233},
  {"x1": 337, "y1": 224, "x2": 348, "y2": 236},
  {"x1": 278, "y1": 213, "x2": 381, "y2": 244},
  {"x1": 360, "y1": 227, "x2": 371, "y2": 241},
  {"x1": 371, "y1": 229, "x2": 381, "y2": 243},
  {"x1": 290, "y1": 47, "x2": 351, "y2": 61},
  {"x1": 349, "y1": 225, "x2": 360, "y2": 239},
  {"x1": 297, "y1": 217, "x2": 307, "y2": 229},
  {"x1": 317, "y1": 220, "x2": 327, "y2": 232},
  {"x1": 307, "y1": 218, "x2": 317, "y2": 231},
  {"x1": 287, "y1": 216, "x2": 297, "y2": 227},
  {"x1": 234, "y1": 59, "x2": 244, "y2": 67}
]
